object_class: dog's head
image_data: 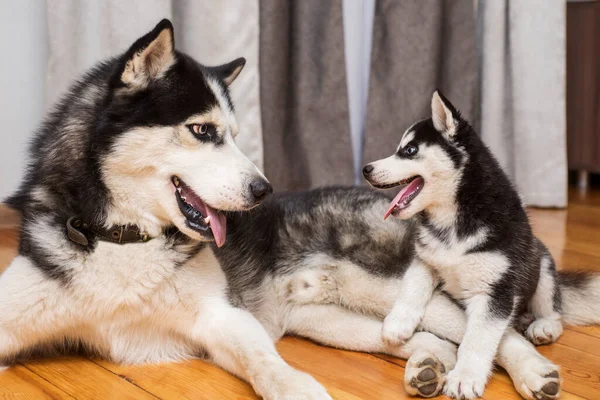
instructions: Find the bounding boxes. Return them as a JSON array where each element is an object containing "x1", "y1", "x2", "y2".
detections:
[
  {"x1": 99, "y1": 20, "x2": 271, "y2": 246},
  {"x1": 363, "y1": 90, "x2": 469, "y2": 220}
]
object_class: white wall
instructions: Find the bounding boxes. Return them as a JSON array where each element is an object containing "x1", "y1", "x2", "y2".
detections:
[{"x1": 0, "y1": 1, "x2": 48, "y2": 199}]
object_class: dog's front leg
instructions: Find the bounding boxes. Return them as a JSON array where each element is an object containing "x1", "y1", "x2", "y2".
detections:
[
  {"x1": 0, "y1": 256, "x2": 68, "y2": 368},
  {"x1": 443, "y1": 294, "x2": 511, "y2": 399},
  {"x1": 193, "y1": 301, "x2": 331, "y2": 400},
  {"x1": 382, "y1": 258, "x2": 436, "y2": 346}
]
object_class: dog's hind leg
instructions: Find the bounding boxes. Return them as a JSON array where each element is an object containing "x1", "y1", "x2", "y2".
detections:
[
  {"x1": 0, "y1": 256, "x2": 68, "y2": 368},
  {"x1": 286, "y1": 304, "x2": 457, "y2": 398},
  {"x1": 525, "y1": 244, "x2": 563, "y2": 345},
  {"x1": 497, "y1": 329, "x2": 561, "y2": 399}
]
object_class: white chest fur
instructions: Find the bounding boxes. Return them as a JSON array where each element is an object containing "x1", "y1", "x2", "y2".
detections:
[
  {"x1": 30, "y1": 217, "x2": 228, "y2": 319},
  {"x1": 416, "y1": 225, "x2": 509, "y2": 300}
]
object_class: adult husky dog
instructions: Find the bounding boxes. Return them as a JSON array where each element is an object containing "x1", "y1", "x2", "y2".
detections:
[
  {"x1": 359, "y1": 91, "x2": 600, "y2": 398},
  {"x1": 1, "y1": 19, "x2": 333, "y2": 399},
  {"x1": 0, "y1": 19, "x2": 573, "y2": 400}
]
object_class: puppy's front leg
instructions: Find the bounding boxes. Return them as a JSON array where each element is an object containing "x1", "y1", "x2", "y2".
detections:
[
  {"x1": 382, "y1": 259, "x2": 436, "y2": 345},
  {"x1": 193, "y1": 301, "x2": 331, "y2": 400},
  {"x1": 443, "y1": 294, "x2": 512, "y2": 399}
]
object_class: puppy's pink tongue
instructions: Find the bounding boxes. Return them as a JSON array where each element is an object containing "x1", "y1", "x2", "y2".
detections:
[
  {"x1": 383, "y1": 177, "x2": 423, "y2": 220},
  {"x1": 206, "y1": 206, "x2": 227, "y2": 247},
  {"x1": 384, "y1": 185, "x2": 411, "y2": 220}
]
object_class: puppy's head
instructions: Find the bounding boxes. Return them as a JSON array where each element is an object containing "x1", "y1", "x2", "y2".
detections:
[{"x1": 363, "y1": 90, "x2": 469, "y2": 220}]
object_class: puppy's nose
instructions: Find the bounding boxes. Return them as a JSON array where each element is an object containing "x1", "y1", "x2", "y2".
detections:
[
  {"x1": 250, "y1": 179, "x2": 273, "y2": 203},
  {"x1": 362, "y1": 164, "x2": 374, "y2": 177}
]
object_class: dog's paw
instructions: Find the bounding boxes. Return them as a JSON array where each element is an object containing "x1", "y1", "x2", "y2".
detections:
[
  {"x1": 404, "y1": 353, "x2": 447, "y2": 398},
  {"x1": 443, "y1": 364, "x2": 488, "y2": 399},
  {"x1": 525, "y1": 318, "x2": 563, "y2": 345},
  {"x1": 285, "y1": 268, "x2": 338, "y2": 305},
  {"x1": 382, "y1": 309, "x2": 421, "y2": 346},
  {"x1": 512, "y1": 356, "x2": 561, "y2": 400},
  {"x1": 262, "y1": 369, "x2": 332, "y2": 400}
]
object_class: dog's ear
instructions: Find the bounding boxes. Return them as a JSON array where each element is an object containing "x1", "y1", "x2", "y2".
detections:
[
  {"x1": 431, "y1": 90, "x2": 459, "y2": 138},
  {"x1": 211, "y1": 58, "x2": 246, "y2": 86},
  {"x1": 117, "y1": 19, "x2": 175, "y2": 89}
]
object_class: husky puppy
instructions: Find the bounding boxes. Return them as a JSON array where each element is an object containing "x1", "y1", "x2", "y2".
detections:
[
  {"x1": 221, "y1": 187, "x2": 565, "y2": 399},
  {"x1": 362, "y1": 90, "x2": 600, "y2": 398}
]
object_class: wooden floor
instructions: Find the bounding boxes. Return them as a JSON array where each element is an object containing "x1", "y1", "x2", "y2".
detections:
[{"x1": 0, "y1": 189, "x2": 599, "y2": 399}]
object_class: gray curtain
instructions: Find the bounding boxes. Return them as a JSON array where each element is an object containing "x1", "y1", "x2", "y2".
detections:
[
  {"x1": 45, "y1": 1, "x2": 565, "y2": 205},
  {"x1": 364, "y1": 0, "x2": 478, "y2": 166},
  {"x1": 259, "y1": 0, "x2": 354, "y2": 191},
  {"x1": 478, "y1": 0, "x2": 567, "y2": 207}
]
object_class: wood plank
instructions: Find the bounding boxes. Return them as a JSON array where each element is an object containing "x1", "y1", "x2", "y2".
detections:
[
  {"x1": 538, "y1": 343, "x2": 600, "y2": 399},
  {"x1": 568, "y1": 325, "x2": 600, "y2": 340},
  {"x1": 277, "y1": 337, "x2": 410, "y2": 399},
  {"x1": 94, "y1": 358, "x2": 257, "y2": 400},
  {"x1": 0, "y1": 364, "x2": 73, "y2": 399},
  {"x1": 0, "y1": 203, "x2": 20, "y2": 229},
  {"x1": 26, "y1": 357, "x2": 158, "y2": 400},
  {"x1": 559, "y1": 328, "x2": 600, "y2": 357}
]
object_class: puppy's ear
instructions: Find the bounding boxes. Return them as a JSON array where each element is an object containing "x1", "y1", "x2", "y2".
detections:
[
  {"x1": 431, "y1": 90, "x2": 459, "y2": 138},
  {"x1": 210, "y1": 58, "x2": 246, "y2": 86},
  {"x1": 117, "y1": 19, "x2": 175, "y2": 89}
]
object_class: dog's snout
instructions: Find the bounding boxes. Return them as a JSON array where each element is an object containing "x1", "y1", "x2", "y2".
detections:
[
  {"x1": 249, "y1": 179, "x2": 273, "y2": 203},
  {"x1": 362, "y1": 164, "x2": 374, "y2": 177}
]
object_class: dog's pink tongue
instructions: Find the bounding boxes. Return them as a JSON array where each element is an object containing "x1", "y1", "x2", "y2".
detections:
[
  {"x1": 383, "y1": 178, "x2": 422, "y2": 220},
  {"x1": 206, "y1": 206, "x2": 227, "y2": 247}
]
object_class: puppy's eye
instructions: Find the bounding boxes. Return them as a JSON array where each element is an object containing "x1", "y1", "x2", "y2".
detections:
[
  {"x1": 404, "y1": 145, "x2": 418, "y2": 156},
  {"x1": 188, "y1": 124, "x2": 215, "y2": 138}
]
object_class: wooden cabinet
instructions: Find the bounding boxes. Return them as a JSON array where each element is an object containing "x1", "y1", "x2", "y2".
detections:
[{"x1": 567, "y1": 0, "x2": 600, "y2": 187}]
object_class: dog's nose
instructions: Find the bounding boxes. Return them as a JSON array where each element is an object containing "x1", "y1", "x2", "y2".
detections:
[
  {"x1": 250, "y1": 179, "x2": 273, "y2": 203},
  {"x1": 362, "y1": 164, "x2": 374, "y2": 177}
]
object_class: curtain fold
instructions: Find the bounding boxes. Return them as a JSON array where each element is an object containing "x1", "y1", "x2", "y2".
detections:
[
  {"x1": 259, "y1": 0, "x2": 354, "y2": 191},
  {"x1": 478, "y1": 0, "x2": 567, "y2": 207},
  {"x1": 363, "y1": 0, "x2": 478, "y2": 167},
  {"x1": 45, "y1": 0, "x2": 263, "y2": 169}
]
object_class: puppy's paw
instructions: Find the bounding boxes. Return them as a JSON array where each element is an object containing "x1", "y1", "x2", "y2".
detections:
[
  {"x1": 382, "y1": 309, "x2": 421, "y2": 346},
  {"x1": 444, "y1": 364, "x2": 488, "y2": 399},
  {"x1": 405, "y1": 353, "x2": 447, "y2": 398},
  {"x1": 525, "y1": 318, "x2": 563, "y2": 345}
]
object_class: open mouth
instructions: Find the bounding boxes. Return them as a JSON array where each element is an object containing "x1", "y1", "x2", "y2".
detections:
[
  {"x1": 171, "y1": 176, "x2": 227, "y2": 247},
  {"x1": 383, "y1": 176, "x2": 425, "y2": 220}
]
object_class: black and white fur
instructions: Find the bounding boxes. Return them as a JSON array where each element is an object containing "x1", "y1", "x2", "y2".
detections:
[
  {"x1": 0, "y1": 20, "x2": 573, "y2": 400},
  {"x1": 361, "y1": 90, "x2": 600, "y2": 399}
]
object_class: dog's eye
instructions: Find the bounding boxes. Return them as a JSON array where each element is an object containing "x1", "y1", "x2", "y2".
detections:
[
  {"x1": 188, "y1": 124, "x2": 215, "y2": 138},
  {"x1": 404, "y1": 145, "x2": 418, "y2": 156}
]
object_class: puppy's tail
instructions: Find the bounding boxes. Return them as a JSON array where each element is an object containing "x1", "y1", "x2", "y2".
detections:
[{"x1": 559, "y1": 271, "x2": 600, "y2": 325}]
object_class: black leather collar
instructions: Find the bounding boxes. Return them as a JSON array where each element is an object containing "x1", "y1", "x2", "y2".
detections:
[{"x1": 66, "y1": 216, "x2": 152, "y2": 247}]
